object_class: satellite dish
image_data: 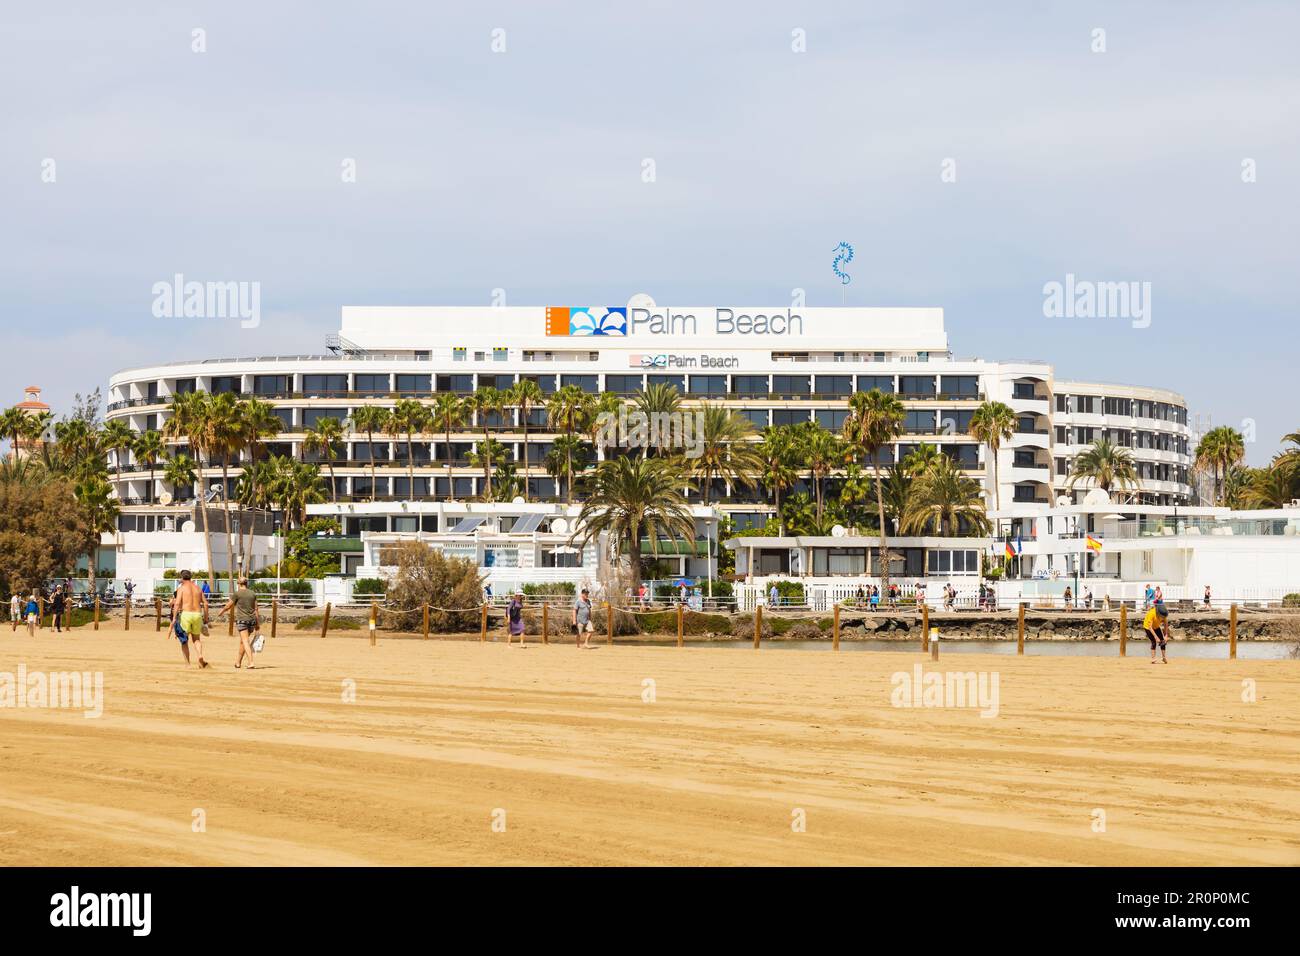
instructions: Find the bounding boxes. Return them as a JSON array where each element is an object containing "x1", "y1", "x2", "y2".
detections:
[
  {"x1": 551, "y1": 518, "x2": 568, "y2": 535},
  {"x1": 1082, "y1": 488, "x2": 1112, "y2": 506},
  {"x1": 158, "y1": 491, "x2": 173, "y2": 505},
  {"x1": 626, "y1": 292, "x2": 656, "y2": 313},
  {"x1": 1055, "y1": 495, "x2": 1072, "y2": 507},
  {"x1": 831, "y1": 524, "x2": 847, "y2": 538},
  {"x1": 181, "y1": 520, "x2": 196, "y2": 533},
  {"x1": 512, "y1": 496, "x2": 526, "y2": 505}
]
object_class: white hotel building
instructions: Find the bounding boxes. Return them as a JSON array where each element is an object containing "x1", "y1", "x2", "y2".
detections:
[{"x1": 101, "y1": 304, "x2": 1195, "y2": 593}]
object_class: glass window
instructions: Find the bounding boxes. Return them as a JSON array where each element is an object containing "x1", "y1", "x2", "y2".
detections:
[
  {"x1": 937, "y1": 409, "x2": 973, "y2": 435},
  {"x1": 272, "y1": 408, "x2": 294, "y2": 430},
  {"x1": 173, "y1": 378, "x2": 197, "y2": 395},
  {"x1": 149, "y1": 552, "x2": 177, "y2": 569},
  {"x1": 520, "y1": 374, "x2": 556, "y2": 395},
  {"x1": 302, "y1": 407, "x2": 348, "y2": 428},
  {"x1": 605, "y1": 375, "x2": 643, "y2": 394},
  {"x1": 814, "y1": 375, "x2": 852, "y2": 397},
  {"x1": 899, "y1": 376, "x2": 936, "y2": 397},
  {"x1": 943, "y1": 444, "x2": 980, "y2": 467},
  {"x1": 210, "y1": 376, "x2": 241, "y2": 394},
  {"x1": 739, "y1": 409, "x2": 768, "y2": 428},
  {"x1": 560, "y1": 374, "x2": 599, "y2": 393},
  {"x1": 815, "y1": 409, "x2": 849, "y2": 430},
  {"x1": 303, "y1": 374, "x2": 348, "y2": 397},
  {"x1": 253, "y1": 375, "x2": 289, "y2": 396},
  {"x1": 395, "y1": 374, "x2": 431, "y2": 396},
  {"x1": 940, "y1": 376, "x2": 979, "y2": 398},
  {"x1": 645, "y1": 375, "x2": 684, "y2": 393},
  {"x1": 904, "y1": 410, "x2": 936, "y2": 433},
  {"x1": 772, "y1": 375, "x2": 810, "y2": 396},
  {"x1": 436, "y1": 374, "x2": 474, "y2": 393},
  {"x1": 688, "y1": 375, "x2": 727, "y2": 396},
  {"x1": 772, "y1": 409, "x2": 808, "y2": 427},
  {"x1": 856, "y1": 375, "x2": 894, "y2": 393},
  {"x1": 353, "y1": 374, "x2": 389, "y2": 395},
  {"x1": 732, "y1": 375, "x2": 769, "y2": 397}
]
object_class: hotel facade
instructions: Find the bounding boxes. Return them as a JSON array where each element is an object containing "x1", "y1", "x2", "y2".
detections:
[{"x1": 100, "y1": 304, "x2": 1196, "y2": 592}]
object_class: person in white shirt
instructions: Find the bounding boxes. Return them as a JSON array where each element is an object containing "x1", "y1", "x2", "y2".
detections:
[{"x1": 9, "y1": 593, "x2": 19, "y2": 632}]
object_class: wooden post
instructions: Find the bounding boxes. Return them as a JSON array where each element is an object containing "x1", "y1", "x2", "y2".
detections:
[
  {"x1": 124, "y1": 596, "x2": 130, "y2": 631},
  {"x1": 228, "y1": 606, "x2": 234, "y2": 635},
  {"x1": 320, "y1": 602, "x2": 331, "y2": 639},
  {"x1": 606, "y1": 601, "x2": 613, "y2": 645},
  {"x1": 1229, "y1": 603, "x2": 1238, "y2": 660},
  {"x1": 676, "y1": 603, "x2": 684, "y2": 648},
  {"x1": 754, "y1": 603, "x2": 762, "y2": 649},
  {"x1": 930, "y1": 628, "x2": 939, "y2": 661},
  {"x1": 155, "y1": 596, "x2": 162, "y2": 631},
  {"x1": 480, "y1": 603, "x2": 487, "y2": 642},
  {"x1": 423, "y1": 603, "x2": 430, "y2": 640},
  {"x1": 1119, "y1": 603, "x2": 1127, "y2": 657},
  {"x1": 369, "y1": 598, "x2": 378, "y2": 646},
  {"x1": 93, "y1": 596, "x2": 100, "y2": 630},
  {"x1": 1016, "y1": 601, "x2": 1025, "y2": 655},
  {"x1": 37, "y1": 596, "x2": 45, "y2": 629},
  {"x1": 271, "y1": 598, "x2": 278, "y2": 639},
  {"x1": 542, "y1": 603, "x2": 549, "y2": 645},
  {"x1": 921, "y1": 602, "x2": 929, "y2": 653},
  {"x1": 833, "y1": 602, "x2": 840, "y2": 651}
]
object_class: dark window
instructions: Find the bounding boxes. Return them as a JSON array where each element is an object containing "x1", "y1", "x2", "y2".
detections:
[
  {"x1": 688, "y1": 376, "x2": 727, "y2": 396},
  {"x1": 645, "y1": 375, "x2": 684, "y2": 393},
  {"x1": 772, "y1": 409, "x2": 808, "y2": 427},
  {"x1": 814, "y1": 375, "x2": 852, "y2": 397},
  {"x1": 732, "y1": 375, "x2": 769, "y2": 397},
  {"x1": 303, "y1": 374, "x2": 348, "y2": 397},
  {"x1": 815, "y1": 409, "x2": 849, "y2": 430},
  {"x1": 352, "y1": 441, "x2": 390, "y2": 461},
  {"x1": 436, "y1": 374, "x2": 475, "y2": 394},
  {"x1": 856, "y1": 375, "x2": 894, "y2": 393},
  {"x1": 939, "y1": 376, "x2": 979, "y2": 398},
  {"x1": 146, "y1": 381, "x2": 159, "y2": 401},
  {"x1": 739, "y1": 409, "x2": 768, "y2": 428},
  {"x1": 899, "y1": 376, "x2": 936, "y2": 397},
  {"x1": 938, "y1": 409, "x2": 974, "y2": 435},
  {"x1": 173, "y1": 378, "x2": 196, "y2": 395},
  {"x1": 520, "y1": 374, "x2": 556, "y2": 395},
  {"x1": 210, "y1": 376, "x2": 240, "y2": 394},
  {"x1": 772, "y1": 375, "x2": 810, "y2": 396},
  {"x1": 302, "y1": 408, "x2": 348, "y2": 428},
  {"x1": 354, "y1": 374, "x2": 389, "y2": 396},
  {"x1": 272, "y1": 408, "x2": 294, "y2": 430},
  {"x1": 905, "y1": 410, "x2": 936, "y2": 433},
  {"x1": 395, "y1": 374, "x2": 431, "y2": 396},
  {"x1": 605, "y1": 375, "x2": 643, "y2": 395},
  {"x1": 479, "y1": 374, "x2": 515, "y2": 391},
  {"x1": 560, "y1": 374, "x2": 598, "y2": 393},
  {"x1": 253, "y1": 375, "x2": 289, "y2": 396}
]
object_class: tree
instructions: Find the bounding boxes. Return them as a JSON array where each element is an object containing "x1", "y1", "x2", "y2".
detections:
[
  {"x1": 468, "y1": 438, "x2": 510, "y2": 500},
  {"x1": 799, "y1": 423, "x2": 843, "y2": 524},
  {"x1": 631, "y1": 383, "x2": 683, "y2": 458},
  {"x1": 0, "y1": 407, "x2": 25, "y2": 460},
  {"x1": 73, "y1": 475, "x2": 120, "y2": 598},
  {"x1": 204, "y1": 392, "x2": 244, "y2": 591},
  {"x1": 546, "y1": 385, "x2": 587, "y2": 503},
  {"x1": 544, "y1": 434, "x2": 587, "y2": 501},
  {"x1": 572, "y1": 455, "x2": 697, "y2": 587},
  {"x1": 388, "y1": 398, "x2": 430, "y2": 501},
  {"x1": 968, "y1": 400, "x2": 1017, "y2": 515},
  {"x1": 132, "y1": 429, "x2": 165, "y2": 503},
  {"x1": 510, "y1": 379, "x2": 546, "y2": 501},
  {"x1": 236, "y1": 399, "x2": 282, "y2": 572},
  {"x1": 1242, "y1": 461, "x2": 1300, "y2": 509},
  {"x1": 383, "y1": 540, "x2": 485, "y2": 633},
  {"x1": 901, "y1": 457, "x2": 990, "y2": 536},
  {"x1": 163, "y1": 391, "x2": 216, "y2": 588},
  {"x1": 431, "y1": 393, "x2": 467, "y2": 502},
  {"x1": 843, "y1": 389, "x2": 905, "y2": 590},
  {"x1": 757, "y1": 426, "x2": 798, "y2": 535},
  {"x1": 1068, "y1": 438, "x2": 1138, "y2": 497},
  {"x1": 303, "y1": 416, "x2": 345, "y2": 503},
  {"x1": 349, "y1": 406, "x2": 391, "y2": 503},
  {"x1": 901, "y1": 441, "x2": 942, "y2": 477},
  {"x1": 690, "y1": 404, "x2": 761, "y2": 505},
  {"x1": 0, "y1": 461, "x2": 91, "y2": 597},
  {"x1": 265, "y1": 456, "x2": 326, "y2": 529},
  {"x1": 163, "y1": 452, "x2": 196, "y2": 502},
  {"x1": 102, "y1": 419, "x2": 134, "y2": 475},
  {"x1": 1194, "y1": 426, "x2": 1246, "y2": 506},
  {"x1": 468, "y1": 387, "x2": 507, "y2": 501}
]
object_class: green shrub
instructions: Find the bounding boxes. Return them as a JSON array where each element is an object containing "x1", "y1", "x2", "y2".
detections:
[
  {"x1": 296, "y1": 614, "x2": 361, "y2": 631},
  {"x1": 352, "y1": 577, "x2": 386, "y2": 596},
  {"x1": 1283, "y1": 593, "x2": 1300, "y2": 608},
  {"x1": 254, "y1": 579, "x2": 313, "y2": 595},
  {"x1": 639, "y1": 610, "x2": 730, "y2": 635},
  {"x1": 522, "y1": 582, "x2": 575, "y2": 597}
]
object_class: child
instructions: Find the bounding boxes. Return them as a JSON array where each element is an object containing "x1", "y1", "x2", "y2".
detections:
[
  {"x1": 24, "y1": 592, "x2": 39, "y2": 636},
  {"x1": 1143, "y1": 601, "x2": 1171, "y2": 664}
]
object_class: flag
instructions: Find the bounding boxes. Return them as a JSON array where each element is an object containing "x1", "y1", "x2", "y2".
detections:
[
  {"x1": 1085, "y1": 534, "x2": 1103, "y2": 553},
  {"x1": 1005, "y1": 540, "x2": 1016, "y2": 559},
  {"x1": 1014, "y1": 535, "x2": 1024, "y2": 555}
]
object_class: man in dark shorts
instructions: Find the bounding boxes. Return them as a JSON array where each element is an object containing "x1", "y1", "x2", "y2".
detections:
[
  {"x1": 1143, "y1": 602, "x2": 1170, "y2": 664},
  {"x1": 217, "y1": 576, "x2": 260, "y2": 669},
  {"x1": 50, "y1": 586, "x2": 67, "y2": 633}
]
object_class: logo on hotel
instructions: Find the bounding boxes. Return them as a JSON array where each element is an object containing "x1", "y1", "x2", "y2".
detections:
[
  {"x1": 629, "y1": 354, "x2": 668, "y2": 368},
  {"x1": 545, "y1": 306, "x2": 627, "y2": 336}
]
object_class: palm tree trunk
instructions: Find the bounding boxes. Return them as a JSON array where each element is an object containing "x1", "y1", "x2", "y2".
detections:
[
  {"x1": 220, "y1": 463, "x2": 236, "y2": 591},
  {"x1": 195, "y1": 456, "x2": 215, "y2": 590},
  {"x1": 367, "y1": 428, "x2": 377, "y2": 502},
  {"x1": 565, "y1": 434, "x2": 574, "y2": 505},
  {"x1": 444, "y1": 424, "x2": 453, "y2": 501},
  {"x1": 775, "y1": 483, "x2": 784, "y2": 536},
  {"x1": 521, "y1": 404, "x2": 530, "y2": 502},
  {"x1": 482, "y1": 423, "x2": 493, "y2": 500},
  {"x1": 328, "y1": 455, "x2": 338, "y2": 503},
  {"x1": 407, "y1": 433, "x2": 415, "y2": 500},
  {"x1": 872, "y1": 461, "x2": 890, "y2": 591}
]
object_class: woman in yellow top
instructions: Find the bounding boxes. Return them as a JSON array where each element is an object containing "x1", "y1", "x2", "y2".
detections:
[{"x1": 1142, "y1": 602, "x2": 1170, "y2": 664}]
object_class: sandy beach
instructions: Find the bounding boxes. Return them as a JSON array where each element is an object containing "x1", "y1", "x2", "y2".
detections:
[{"x1": 2, "y1": 626, "x2": 1298, "y2": 866}]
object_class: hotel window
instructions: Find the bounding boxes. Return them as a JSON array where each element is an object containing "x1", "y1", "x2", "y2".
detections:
[
  {"x1": 302, "y1": 408, "x2": 347, "y2": 428},
  {"x1": 146, "y1": 381, "x2": 159, "y2": 401},
  {"x1": 771, "y1": 409, "x2": 809, "y2": 427},
  {"x1": 351, "y1": 441, "x2": 390, "y2": 461},
  {"x1": 904, "y1": 410, "x2": 936, "y2": 433},
  {"x1": 857, "y1": 375, "x2": 894, "y2": 394},
  {"x1": 144, "y1": 413, "x2": 159, "y2": 431},
  {"x1": 1104, "y1": 397, "x2": 1132, "y2": 416},
  {"x1": 479, "y1": 374, "x2": 515, "y2": 390},
  {"x1": 254, "y1": 375, "x2": 290, "y2": 396},
  {"x1": 1056, "y1": 394, "x2": 1070, "y2": 413},
  {"x1": 772, "y1": 375, "x2": 810, "y2": 396},
  {"x1": 1075, "y1": 395, "x2": 1096, "y2": 414},
  {"x1": 493, "y1": 348, "x2": 508, "y2": 362},
  {"x1": 1056, "y1": 457, "x2": 1069, "y2": 476},
  {"x1": 560, "y1": 374, "x2": 598, "y2": 392},
  {"x1": 739, "y1": 409, "x2": 768, "y2": 428},
  {"x1": 303, "y1": 374, "x2": 348, "y2": 397},
  {"x1": 148, "y1": 552, "x2": 177, "y2": 570},
  {"x1": 814, "y1": 375, "x2": 852, "y2": 397},
  {"x1": 452, "y1": 348, "x2": 467, "y2": 361},
  {"x1": 210, "y1": 376, "x2": 241, "y2": 394},
  {"x1": 646, "y1": 375, "x2": 684, "y2": 393},
  {"x1": 272, "y1": 408, "x2": 294, "y2": 430},
  {"x1": 815, "y1": 409, "x2": 849, "y2": 430},
  {"x1": 603, "y1": 374, "x2": 640, "y2": 394},
  {"x1": 732, "y1": 375, "x2": 769, "y2": 397},
  {"x1": 521, "y1": 374, "x2": 557, "y2": 394},
  {"x1": 436, "y1": 374, "x2": 474, "y2": 393},
  {"x1": 899, "y1": 376, "x2": 936, "y2": 397},
  {"x1": 939, "y1": 409, "x2": 974, "y2": 435},
  {"x1": 688, "y1": 375, "x2": 727, "y2": 396},
  {"x1": 173, "y1": 378, "x2": 197, "y2": 395},
  {"x1": 395, "y1": 374, "x2": 431, "y2": 396},
  {"x1": 943, "y1": 444, "x2": 980, "y2": 468},
  {"x1": 939, "y1": 376, "x2": 979, "y2": 399},
  {"x1": 354, "y1": 374, "x2": 389, "y2": 396}
]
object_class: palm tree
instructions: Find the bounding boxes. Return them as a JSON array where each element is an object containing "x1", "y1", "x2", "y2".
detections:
[
  {"x1": 132, "y1": 429, "x2": 165, "y2": 503},
  {"x1": 163, "y1": 391, "x2": 216, "y2": 588},
  {"x1": 389, "y1": 398, "x2": 430, "y2": 500},
  {"x1": 510, "y1": 379, "x2": 546, "y2": 501},
  {"x1": 1068, "y1": 438, "x2": 1138, "y2": 498},
  {"x1": 237, "y1": 399, "x2": 282, "y2": 571},
  {"x1": 204, "y1": 392, "x2": 244, "y2": 591},
  {"x1": 801, "y1": 424, "x2": 843, "y2": 524},
  {"x1": 901, "y1": 457, "x2": 990, "y2": 536},
  {"x1": 73, "y1": 475, "x2": 119, "y2": 599},
  {"x1": 571, "y1": 455, "x2": 697, "y2": 586},
  {"x1": 0, "y1": 407, "x2": 26, "y2": 461},
  {"x1": 631, "y1": 383, "x2": 683, "y2": 458},
  {"x1": 843, "y1": 389, "x2": 905, "y2": 588},
  {"x1": 901, "y1": 441, "x2": 943, "y2": 477},
  {"x1": 266, "y1": 456, "x2": 327, "y2": 529},
  {"x1": 968, "y1": 400, "x2": 1017, "y2": 516},
  {"x1": 1278, "y1": 430, "x2": 1300, "y2": 476},
  {"x1": 546, "y1": 385, "x2": 587, "y2": 503},
  {"x1": 468, "y1": 438, "x2": 510, "y2": 501},
  {"x1": 582, "y1": 391, "x2": 625, "y2": 462},
  {"x1": 162, "y1": 452, "x2": 196, "y2": 502},
  {"x1": 102, "y1": 419, "x2": 134, "y2": 475},
  {"x1": 880, "y1": 467, "x2": 913, "y2": 535},
  {"x1": 1242, "y1": 461, "x2": 1300, "y2": 509},
  {"x1": 1194, "y1": 426, "x2": 1246, "y2": 506},
  {"x1": 51, "y1": 417, "x2": 100, "y2": 478},
  {"x1": 237, "y1": 460, "x2": 278, "y2": 566},
  {"x1": 303, "y1": 416, "x2": 345, "y2": 502},
  {"x1": 690, "y1": 404, "x2": 761, "y2": 505},
  {"x1": 544, "y1": 434, "x2": 587, "y2": 501},
  {"x1": 757, "y1": 426, "x2": 798, "y2": 535},
  {"x1": 431, "y1": 393, "x2": 467, "y2": 502},
  {"x1": 1222, "y1": 465, "x2": 1253, "y2": 510},
  {"x1": 468, "y1": 387, "x2": 505, "y2": 501},
  {"x1": 348, "y1": 405, "x2": 391, "y2": 503}
]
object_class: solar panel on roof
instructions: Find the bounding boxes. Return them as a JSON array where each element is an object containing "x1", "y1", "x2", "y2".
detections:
[
  {"x1": 448, "y1": 516, "x2": 484, "y2": 534},
  {"x1": 510, "y1": 514, "x2": 544, "y2": 534}
]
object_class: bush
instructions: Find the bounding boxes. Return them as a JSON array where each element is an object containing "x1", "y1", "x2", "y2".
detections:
[
  {"x1": 352, "y1": 578, "x2": 386, "y2": 596},
  {"x1": 639, "y1": 610, "x2": 730, "y2": 635},
  {"x1": 254, "y1": 579, "x2": 313, "y2": 595},
  {"x1": 1283, "y1": 593, "x2": 1300, "y2": 608},
  {"x1": 765, "y1": 580, "x2": 805, "y2": 603},
  {"x1": 522, "y1": 582, "x2": 575, "y2": 598},
  {"x1": 296, "y1": 614, "x2": 360, "y2": 631},
  {"x1": 731, "y1": 612, "x2": 773, "y2": 640},
  {"x1": 382, "y1": 541, "x2": 484, "y2": 632}
]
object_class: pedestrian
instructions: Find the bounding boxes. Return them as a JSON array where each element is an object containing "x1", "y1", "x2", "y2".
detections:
[
  {"x1": 216, "y1": 575, "x2": 260, "y2": 669},
  {"x1": 573, "y1": 587, "x2": 595, "y2": 649},
  {"x1": 869, "y1": 586, "x2": 879, "y2": 612},
  {"x1": 506, "y1": 591, "x2": 526, "y2": 646},
  {"x1": 171, "y1": 570, "x2": 210, "y2": 668},
  {"x1": 51, "y1": 586, "x2": 66, "y2": 633},
  {"x1": 1203, "y1": 585, "x2": 1211, "y2": 609},
  {"x1": 24, "y1": 591, "x2": 39, "y2": 637},
  {"x1": 1143, "y1": 583, "x2": 1154, "y2": 610},
  {"x1": 9, "y1": 592, "x2": 19, "y2": 632},
  {"x1": 768, "y1": 582, "x2": 779, "y2": 609},
  {"x1": 1063, "y1": 586, "x2": 1073, "y2": 609},
  {"x1": 1143, "y1": 601, "x2": 1171, "y2": 665}
]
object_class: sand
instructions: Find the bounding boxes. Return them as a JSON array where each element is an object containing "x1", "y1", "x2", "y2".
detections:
[{"x1": 1, "y1": 625, "x2": 1298, "y2": 866}]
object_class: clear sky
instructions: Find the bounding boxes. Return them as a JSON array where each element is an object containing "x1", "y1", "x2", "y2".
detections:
[{"x1": 2, "y1": 1, "x2": 1295, "y2": 464}]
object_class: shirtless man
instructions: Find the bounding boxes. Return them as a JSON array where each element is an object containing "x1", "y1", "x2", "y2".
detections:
[{"x1": 169, "y1": 570, "x2": 210, "y2": 667}]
